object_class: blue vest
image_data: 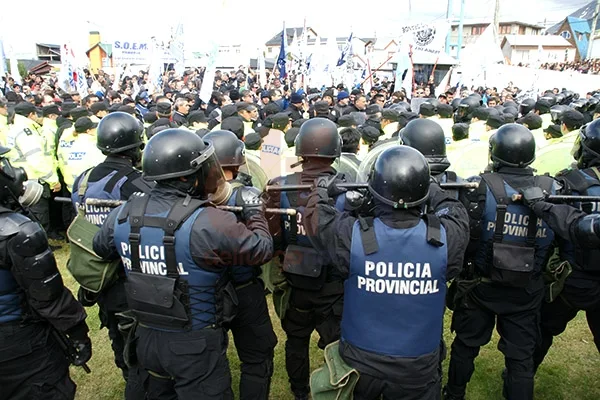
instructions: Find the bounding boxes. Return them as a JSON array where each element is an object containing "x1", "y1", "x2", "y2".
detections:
[
  {"x1": 0, "y1": 268, "x2": 22, "y2": 324},
  {"x1": 342, "y1": 217, "x2": 447, "y2": 357},
  {"x1": 560, "y1": 169, "x2": 600, "y2": 271},
  {"x1": 72, "y1": 169, "x2": 130, "y2": 227},
  {"x1": 226, "y1": 187, "x2": 257, "y2": 284},
  {"x1": 475, "y1": 180, "x2": 555, "y2": 274},
  {"x1": 113, "y1": 205, "x2": 224, "y2": 330}
]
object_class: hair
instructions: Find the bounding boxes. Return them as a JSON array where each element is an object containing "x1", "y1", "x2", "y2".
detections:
[
  {"x1": 339, "y1": 127, "x2": 361, "y2": 153},
  {"x1": 174, "y1": 97, "x2": 189, "y2": 110}
]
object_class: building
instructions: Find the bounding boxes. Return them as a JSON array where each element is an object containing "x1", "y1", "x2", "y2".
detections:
[
  {"x1": 35, "y1": 43, "x2": 61, "y2": 63},
  {"x1": 86, "y1": 31, "x2": 113, "y2": 72},
  {"x1": 447, "y1": 19, "x2": 543, "y2": 55},
  {"x1": 550, "y1": 17, "x2": 591, "y2": 60},
  {"x1": 546, "y1": 1, "x2": 595, "y2": 35},
  {"x1": 501, "y1": 35, "x2": 575, "y2": 65}
]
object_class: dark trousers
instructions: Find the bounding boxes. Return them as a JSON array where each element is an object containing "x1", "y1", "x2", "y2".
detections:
[
  {"x1": 97, "y1": 280, "x2": 146, "y2": 400},
  {"x1": 354, "y1": 372, "x2": 441, "y2": 400},
  {"x1": 0, "y1": 322, "x2": 76, "y2": 400},
  {"x1": 137, "y1": 325, "x2": 233, "y2": 400},
  {"x1": 282, "y1": 280, "x2": 344, "y2": 397},
  {"x1": 534, "y1": 280, "x2": 600, "y2": 370},
  {"x1": 446, "y1": 284, "x2": 543, "y2": 400},
  {"x1": 29, "y1": 183, "x2": 51, "y2": 232},
  {"x1": 229, "y1": 280, "x2": 277, "y2": 400}
]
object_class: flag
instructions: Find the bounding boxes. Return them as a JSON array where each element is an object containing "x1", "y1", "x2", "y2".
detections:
[
  {"x1": 277, "y1": 23, "x2": 287, "y2": 79},
  {"x1": 395, "y1": 40, "x2": 413, "y2": 98},
  {"x1": 337, "y1": 33, "x2": 353, "y2": 66},
  {"x1": 148, "y1": 41, "x2": 164, "y2": 94},
  {"x1": 170, "y1": 22, "x2": 185, "y2": 76},
  {"x1": 258, "y1": 49, "x2": 266, "y2": 88},
  {"x1": 0, "y1": 40, "x2": 5, "y2": 78},
  {"x1": 435, "y1": 68, "x2": 451, "y2": 97},
  {"x1": 199, "y1": 42, "x2": 219, "y2": 103},
  {"x1": 10, "y1": 58, "x2": 20, "y2": 85}
]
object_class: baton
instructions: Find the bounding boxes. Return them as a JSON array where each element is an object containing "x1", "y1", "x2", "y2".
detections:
[
  {"x1": 511, "y1": 194, "x2": 600, "y2": 203},
  {"x1": 265, "y1": 182, "x2": 480, "y2": 192},
  {"x1": 54, "y1": 197, "x2": 297, "y2": 216}
]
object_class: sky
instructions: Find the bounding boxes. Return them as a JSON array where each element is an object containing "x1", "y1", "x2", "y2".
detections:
[{"x1": 0, "y1": 0, "x2": 591, "y2": 58}]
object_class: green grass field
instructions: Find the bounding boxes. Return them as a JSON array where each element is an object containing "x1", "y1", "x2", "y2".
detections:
[{"x1": 50, "y1": 240, "x2": 600, "y2": 400}]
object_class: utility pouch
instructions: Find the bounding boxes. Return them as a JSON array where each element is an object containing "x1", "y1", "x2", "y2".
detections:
[{"x1": 283, "y1": 244, "x2": 326, "y2": 291}]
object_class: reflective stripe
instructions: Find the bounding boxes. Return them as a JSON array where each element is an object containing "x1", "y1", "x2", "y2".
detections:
[{"x1": 23, "y1": 148, "x2": 42, "y2": 158}]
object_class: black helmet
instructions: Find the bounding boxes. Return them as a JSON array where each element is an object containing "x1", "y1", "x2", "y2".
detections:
[
  {"x1": 519, "y1": 98, "x2": 536, "y2": 116},
  {"x1": 295, "y1": 117, "x2": 341, "y2": 158},
  {"x1": 96, "y1": 112, "x2": 144, "y2": 154},
  {"x1": 450, "y1": 98, "x2": 462, "y2": 111},
  {"x1": 457, "y1": 96, "x2": 480, "y2": 122},
  {"x1": 203, "y1": 130, "x2": 246, "y2": 167},
  {"x1": 142, "y1": 129, "x2": 225, "y2": 198},
  {"x1": 400, "y1": 119, "x2": 449, "y2": 174},
  {"x1": 368, "y1": 145, "x2": 430, "y2": 209},
  {"x1": 489, "y1": 123, "x2": 536, "y2": 168},
  {"x1": 550, "y1": 105, "x2": 570, "y2": 125},
  {"x1": 0, "y1": 145, "x2": 27, "y2": 205},
  {"x1": 573, "y1": 119, "x2": 600, "y2": 168}
]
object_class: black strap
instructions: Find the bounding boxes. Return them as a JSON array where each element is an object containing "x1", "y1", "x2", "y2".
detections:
[
  {"x1": 285, "y1": 173, "x2": 301, "y2": 245},
  {"x1": 481, "y1": 173, "x2": 510, "y2": 244},
  {"x1": 103, "y1": 167, "x2": 131, "y2": 193},
  {"x1": 446, "y1": 171, "x2": 457, "y2": 183},
  {"x1": 423, "y1": 214, "x2": 444, "y2": 247},
  {"x1": 358, "y1": 216, "x2": 379, "y2": 255},
  {"x1": 128, "y1": 194, "x2": 151, "y2": 274}
]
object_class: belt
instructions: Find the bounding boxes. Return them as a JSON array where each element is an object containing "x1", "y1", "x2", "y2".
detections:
[{"x1": 234, "y1": 279, "x2": 256, "y2": 290}]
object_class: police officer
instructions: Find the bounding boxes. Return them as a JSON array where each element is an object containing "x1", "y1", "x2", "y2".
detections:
[
  {"x1": 263, "y1": 118, "x2": 347, "y2": 400},
  {"x1": 530, "y1": 119, "x2": 600, "y2": 368},
  {"x1": 71, "y1": 112, "x2": 152, "y2": 400},
  {"x1": 93, "y1": 128, "x2": 273, "y2": 400},
  {"x1": 444, "y1": 124, "x2": 559, "y2": 400},
  {"x1": 0, "y1": 145, "x2": 91, "y2": 399},
  {"x1": 6, "y1": 102, "x2": 61, "y2": 232},
  {"x1": 400, "y1": 118, "x2": 461, "y2": 186},
  {"x1": 304, "y1": 145, "x2": 469, "y2": 399},
  {"x1": 204, "y1": 129, "x2": 278, "y2": 400}
]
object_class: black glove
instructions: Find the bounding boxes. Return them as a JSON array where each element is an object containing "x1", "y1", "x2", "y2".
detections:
[
  {"x1": 72, "y1": 337, "x2": 92, "y2": 366},
  {"x1": 519, "y1": 187, "x2": 546, "y2": 208},
  {"x1": 241, "y1": 196, "x2": 265, "y2": 221},
  {"x1": 314, "y1": 174, "x2": 347, "y2": 197}
]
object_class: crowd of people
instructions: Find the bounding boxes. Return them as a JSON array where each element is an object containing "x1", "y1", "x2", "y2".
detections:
[
  {"x1": 0, "y1": 62, "x2": 599, "y2": 400},
  {"x1": 539, "y1": 58, "x2": 600, "y2": 74}
]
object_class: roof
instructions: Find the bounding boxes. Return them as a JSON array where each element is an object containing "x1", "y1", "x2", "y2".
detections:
[
  {"x1": 568, "y1": 16, "x2": 591, "y2": 34},
  {"x1": 35, "y1": 43, "x2": 60, "y2": 49},
  {"x1": 451, "y1": 18, "x2": 543, "y2": 29},
  {"x1": 86, "y1": 43, "x2": 112, "y2": 57},
  {"x1": 265, "y1": 27, "x2": 317, "y2": 46},
  {"x1": 547, "y1": 1, "x2": 595, "y2": 34},
  {"x1": 501, "y1": 34, "x2": 573, "y2": 47}
]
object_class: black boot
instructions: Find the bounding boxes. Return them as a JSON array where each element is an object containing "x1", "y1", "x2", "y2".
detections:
[{"x1": 443, "y1": 386, "x2": 465, "y2": 400}]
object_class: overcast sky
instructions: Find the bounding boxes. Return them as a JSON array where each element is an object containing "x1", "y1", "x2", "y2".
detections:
[{"x1": 0, "y1": 0, "x2": 591, "y2": 58}]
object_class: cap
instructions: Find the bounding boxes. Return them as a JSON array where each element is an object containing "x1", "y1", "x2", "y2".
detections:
[
  {"x1": 517, "y1": 113, "x2": 543, "y2": 130},
  {"x1": 486, "y1": 113, "x2": 505, "y2": 129},
  {"x1": 272, "y1": 112, "x2": 292, "y2": 126},
  {"x1": 236, "y1": 102, "x2": 257, "y2": 112},
  {"x1": 284, "y1": 127, "x2": 300, "y2": 147},
  {"x1": 381, "y1": 109, "x2": 401, "y2": 122},
  {"x1": 338, "y1": 114, "x2": 357, "y2": 128},
  {"x1": 535, "y1": 99, "x2": 552, "y2": 114},
  {"x1": 244, "y1": 132, "x2": 262, "y2": 150},
  {"x1": 187, "y1": 110, "x2": 208, "y2": 124},
  {"x1": 118, "y1": 105, "x2": 136, "y2": 114},
  {"x1": 260, "y1": 90, "x2": 270, "y2": 99},
  {"x1": 437, "y1": 104, "x2": 453, "y2": 118},
  {"x1": 70, "y1": 106, "x2": 91, "y2": 120},
  {"x1": 90, "y1": 102, "x2": 108, "y2": 114},
  {"x1": 292, "y1": 118, "x2": 307, "y2": 128},
  {"x1": 156, "y1": 102, "x2": 172, "y2": 116},
  {"x1": 314, "y1": 101, "x2": 330, "y2": 114},
  {"x1": 74, "y1": 117, "x2": 98, "y2": 133},
  {"x1": 561, "y1": 109, "x2": 585, "y2": 129},
  {"x1": 323, "y1": 89, "x2": 334, "y2": 99},
  {"x1": 290, "y1": 93, "x2": 303, "y2": 104},
  {"x1": 14, "y1": 102, "x2": 39, "y2": 116},
  {"x1": 42, "y1": 104, "x2": 60, "y2": 117},
  {"x1": 419, "y1": 102, "x2": 436, "y2": 117},
  {"x1": 222, "y1": 104, "x2": 239, "y2": 119},
  {"x1": 366, "y1": 104, "x2": 382, "y2": 116},
  {"x1": 221, "y1": 116, "x2": 245, "y2": 138},
  {"x1": 544, "y1": 124, "x2": 562, "y2": 138},
  {"x1": 337, "y1": 91, "x2": 349, "y2": 101}
]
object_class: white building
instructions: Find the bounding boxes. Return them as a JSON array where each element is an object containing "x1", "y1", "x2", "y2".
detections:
[{"x1": 500, "y1": 35, "x2": 576, "y2": 65}]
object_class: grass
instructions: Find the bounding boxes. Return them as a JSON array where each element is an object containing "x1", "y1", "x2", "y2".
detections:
[{"x1": 50, "y1": 240, "x2": 600, "y2": 400}]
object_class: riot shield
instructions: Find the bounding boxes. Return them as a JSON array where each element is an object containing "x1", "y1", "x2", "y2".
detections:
[
  {"x1": 333, "y1": 154, "x2": 361, "y2": 183},
  {"x1": 448, "y1": 141, "x2": 490, "y2": 180},
  {"x1": 356, "y1": 141, "x2": 399, "y2": 182},
  {"x1": 531, "y1": 142, "x2": 575, "y2": 176},
  {"x1": 239, "y1": 152, "x2": 268, "y2": 191}
]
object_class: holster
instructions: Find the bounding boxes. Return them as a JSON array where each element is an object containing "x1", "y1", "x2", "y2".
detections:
[
  {"x1": 272, "y1": 280, "x2": 292, "y2": 321},
  {"x1": 543, "y1": 256, "x2": 572, "y2": 303},
  {"x1": 116, "y1": 310, "x2": 139, "y2": 368},
  {"x1": 310, "y1": 340, "x2": 360, "y2": 400}
]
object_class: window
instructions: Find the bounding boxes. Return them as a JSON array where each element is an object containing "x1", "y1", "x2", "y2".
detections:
[
  {"x1": 578, "y1": 33, "x2": 584, "y2": 41},
  {"x1": 471, "y1": 26, "x2": 484, "y2": 35},
  {"x1": 499, "y1": 25, "x2": 511, "y2": 34},
  {"x1": 452, "y1": 26, "x2": 457, "y2": 32},
  {"x1": 518, "y1": 26, "x2": 526, "y2": 35},
  {"x1": 560, "y1": 31, "x2": 571, "y2": 40},
  {"x1": 268, "y1": 47, "x2": 273, "y2": 53}
]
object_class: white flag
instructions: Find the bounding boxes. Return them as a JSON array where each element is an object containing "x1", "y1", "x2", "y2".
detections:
[
  {"x1": 400, "y1": 21, "x2": 450, "y2": 58},
  {"x1": 395, "y1": 40, "x2": 413, "y2": 98},
  {"x1": 200, "y1": 43, "x2": 218, "y2": 104},
  {"x1": 258, "y1": 49, "x2": 266, "y2": 89},
  {"x1": 0, "y1": 40, "x2": 6, "y2": 78},
  {"x1": 10, "y1": 58, "x2": 20, "y2": 85}
]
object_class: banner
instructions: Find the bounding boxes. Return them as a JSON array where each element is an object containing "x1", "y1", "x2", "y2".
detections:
[
  {"x1": 199, "y1": 42, "x2": 219, "y2": 104},
  {"x1": 112, "y1": 38, "x2": 175, "y2": 65},
  {"x1": 399, "y1": 21, "x2": 450, "y2": 57}
]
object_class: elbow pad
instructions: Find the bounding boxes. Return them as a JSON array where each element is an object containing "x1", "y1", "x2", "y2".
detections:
[{"x1": 574, "y1": 215, "x2": 600, "y2": 249}]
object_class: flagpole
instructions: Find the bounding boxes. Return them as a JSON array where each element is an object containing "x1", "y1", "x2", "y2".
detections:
[
  {"x1": 408, "y1": 44, "x2": 415, "y2": 92},
  {"x1": 428, "y1": 56, "x2": 440, "y2": 84},
  {"x1": 360, "y1": 54, "x2": 394, "y2": 86}
]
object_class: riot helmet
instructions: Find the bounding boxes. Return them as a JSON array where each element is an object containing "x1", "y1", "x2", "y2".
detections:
[
  {"x1": 519, "y1": 98, "x2": 536, "y2": 116},
  {"x1": 0, "y1": 145, "x2": 27, "y2": 205},
  {"x1": 400, "y1": 119, "x2": 449, "y2": 174},
  {"x1": 489, "y1": 123, "x2": 536, "y2": 168},
  {"x1": 96, "y1": 112, "x2": 145, "y2": 162},
  {"x1": 573, "y1": 119, "x2": 600, "y2": 168},
  {"x1": 368, "y1": 145, "x2": 430, "y2": 209},
  {"x1": 203, "y1": 130, "x2": 246, "y2": 167},
  {"x1": 295, "y1": 117, "x2": 341, "y2": 158},
  {"x1": 456, "y1": 96, "x2": 480, "y2": 122},
  {"x1": 450, "y1": 98, "x2": 462, "y2": 111},
  {"x1": 550, "y1": 105, "x2": 570, "y2": 125},
  {"x1": 142, "y1": 128, "x2": 225, "y2": 199}
]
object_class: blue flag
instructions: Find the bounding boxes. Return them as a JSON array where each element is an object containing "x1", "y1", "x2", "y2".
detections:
[
  {"x1": 277, "y1": 24, "x2": 287, "y2": 78},
  {"x1": 337, "y1": 33, "x2": 353, "y2": 67}
]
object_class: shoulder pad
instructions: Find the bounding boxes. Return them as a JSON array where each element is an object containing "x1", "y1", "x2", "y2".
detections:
[
  {"x1": 555, "y1": 168, "x2": 572, "y2": 178},
  {"x1": 0, "y1": 211, "x2": 31, "y2": 239}
]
